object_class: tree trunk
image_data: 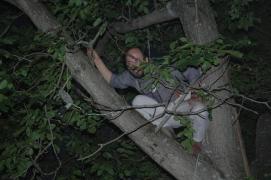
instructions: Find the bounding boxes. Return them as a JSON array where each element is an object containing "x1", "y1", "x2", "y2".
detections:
[
  {"x1": 175, "y1": 0, "x2": 244, "y2": 178},
  {"x1": 4, "y1": 0, "x2": 244, "y2": 179},
  {"x1": 255, "y1": 113, "x2": 271, "y2": 179}
]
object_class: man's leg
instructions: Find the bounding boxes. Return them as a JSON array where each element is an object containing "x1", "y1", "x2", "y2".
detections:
[
  {"x1": 188, "y1": 100, "x2": 209, "y2": 143},
  {"x1": 132, "y1": 95, "x2": 181, "y2": 128},
  {"x1": 175, "y1": 99, "x2": 209, "y2": 155},
  {"x1": 175, "y1": 100, "x2": 209, "y2": 142}
]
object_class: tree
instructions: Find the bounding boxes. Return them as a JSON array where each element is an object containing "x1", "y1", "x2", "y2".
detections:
[{"x1": 1, "y1": 0, "x2": 245, "y2": 179}]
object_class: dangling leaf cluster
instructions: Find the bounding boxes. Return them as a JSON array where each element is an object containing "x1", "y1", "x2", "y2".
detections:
[
  {"x1": 165, "y1": 37, "x2": 243, "y2": 72},
  {"x1": 141, "y1": 37, "x2": 243, "y2": 92}
]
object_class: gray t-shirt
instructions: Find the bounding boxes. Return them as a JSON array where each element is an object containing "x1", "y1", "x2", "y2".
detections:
[{"x1": 110, "y1": 67, "x2": 200, "y2": 103}]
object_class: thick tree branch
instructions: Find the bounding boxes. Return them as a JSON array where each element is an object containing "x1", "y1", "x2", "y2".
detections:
[
  {"x1": 111, "y1": 0, "x2": 218, "y2": 44},
  {"x1": 112, "y1": 5, "x2": 178, "y2": 33}
]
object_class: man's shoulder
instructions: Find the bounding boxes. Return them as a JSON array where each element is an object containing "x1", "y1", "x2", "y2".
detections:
[
  {"x1": 113, "y1": 70, "x2": 138, "y2": 84},
  {"x1": 121, "y1": 70, "x2": 135, "y2": 79}
]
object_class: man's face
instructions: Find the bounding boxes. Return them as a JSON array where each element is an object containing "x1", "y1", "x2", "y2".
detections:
[{"x1": 125, "y1": 48, "x2": 144, "y2": 78}]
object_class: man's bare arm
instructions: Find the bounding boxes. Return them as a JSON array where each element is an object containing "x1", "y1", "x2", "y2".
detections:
[{"x1": 87, "y1": 48, "x2": 112, "y2": 83}]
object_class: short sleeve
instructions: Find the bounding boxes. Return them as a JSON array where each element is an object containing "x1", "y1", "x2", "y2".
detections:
[
  {"x1": 182, "y1": 67, "x2": 201, "y2": 84},
  {"x1": 110, "y1": 71, "x2": 135, "y2": 89}
]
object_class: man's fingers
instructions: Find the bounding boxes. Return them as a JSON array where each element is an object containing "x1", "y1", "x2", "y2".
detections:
[{"x1": 87, "y1": 48, "x2": 98, "y2": 58}]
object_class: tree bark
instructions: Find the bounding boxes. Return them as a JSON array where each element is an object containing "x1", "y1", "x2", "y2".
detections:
[
  {"x1": 4, "y1": 0, "x2": 225, "y2": 179},
  {"x1": 255, "y1": 113, "x2": 271, "y2": 179},
  {"x1": 112, "y1": 6, "x2": 178, "y2": 33},
  {"x1": 175, "y1": 0, "x2": 244, "y2": 178},
  {"x1": 110, "y1": 0, "x2": 217, "y2": 44}
]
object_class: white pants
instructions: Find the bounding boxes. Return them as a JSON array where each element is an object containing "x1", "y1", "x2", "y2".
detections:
[{"x1": 132, "y1": 95, "x2": 209, "y2": 142}]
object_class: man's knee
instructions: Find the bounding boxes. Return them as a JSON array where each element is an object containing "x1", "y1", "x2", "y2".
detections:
[
  {"x1": 132, "y1": 95, "x2": 144, "y2": 106},
  {"x1": 189, "y1": 101, "x2": 209, "y2": 142},
  {"x1": 132, "y1": 95, "x2": 157, "y2": 106},
  {"x1": 191, "y1": 101, "x2": 208, "y2": 119}
]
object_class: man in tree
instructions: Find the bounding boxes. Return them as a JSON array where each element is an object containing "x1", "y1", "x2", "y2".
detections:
[{"x1": 87, "y1": 47, "x2": 209, "y2": 155}]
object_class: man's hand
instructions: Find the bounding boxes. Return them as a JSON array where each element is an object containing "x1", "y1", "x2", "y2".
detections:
[{"x1": 87, "y1": 48, "x2": 99, "y2": 62}]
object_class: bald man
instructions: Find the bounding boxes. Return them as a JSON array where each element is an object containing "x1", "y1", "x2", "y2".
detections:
[{"x1": 87, "y1": 48, "x2": 209, "y2": 155}]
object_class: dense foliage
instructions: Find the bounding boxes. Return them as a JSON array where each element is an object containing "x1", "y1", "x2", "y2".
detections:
[{"x1": 0, "y1": 0, "x2": 265, "y2": 179}]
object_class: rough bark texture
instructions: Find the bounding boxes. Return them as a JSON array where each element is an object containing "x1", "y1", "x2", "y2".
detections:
[
  {"x1": 173, "y1": 0, "x2": 244, "y2": 179},
  {"x1": 112, "y1": 7, "x2": 177, "y2": 33},
  {"x1": 110, "y1": 0, "x2": 217, "y2": 44},
  {"x1": 201, "y1": 62, "x2": 244, "y2": 179},
  {"x1": 170, "y1": 0, "x2": 218, "y2": 44},
  {"x1": 255, "y1": 113, "x2": 271, "y2": 179},
  {"x1": 4, "y1": 0, "x2": 225, "y2": 179}
]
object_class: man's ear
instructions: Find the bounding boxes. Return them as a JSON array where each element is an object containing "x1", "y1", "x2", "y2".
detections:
[{"x1": 144, "y1": 57, "x2": 149, "y2": 63}]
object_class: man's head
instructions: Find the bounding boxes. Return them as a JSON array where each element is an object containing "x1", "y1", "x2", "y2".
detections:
[{"x1": 125, "y1": 48, "x2": 145, "y2": 78}]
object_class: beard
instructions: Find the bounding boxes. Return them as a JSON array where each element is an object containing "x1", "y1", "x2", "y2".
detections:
[{"x1": 129, "y1": 69, "x2": 144, "y2": 78}]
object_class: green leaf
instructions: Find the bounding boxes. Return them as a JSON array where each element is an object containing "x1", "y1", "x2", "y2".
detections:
[
  {"x1": 80, "y1": 121, "x2": 87, "y2": 130},
  {"x1": 180, "y1": 37, "x2": 187, "y2": 42},
  {"x1": 183, "y1": 129, "x2": 193, "y2": 139},
  {"x1": 16, "y1": 159, "x2": 32, "y2": 177},
  {"x1": 88, "y1": 126, "x2": 96, "y2": 134},
  {"x1": 98, "y1": 22, "x2": 108, "y2": 36},
  {"x1": 105, "y1": 166, "x2": 114, "y2": 175},
  {"x1": 0, "y1": 80, "x2": 8, "y2": 89},
  {"x1": 216, "y1": 39, "x2": 224, "y2": 44},
  {"x1": 31, "y1": 131, "x2": 41, "y2": 140},
  {"x1": 124, "y1": 170, "x2": 132, "y2": 176},
  {"x1": 126, "y1": 0, "x2": 132, "y2": 6},
  {"x1": 97, "y1": 169, "x2": 103, "y2": 176},
  {"x1": 0, "y1": 94, "x2": 8, "y2": 102},
  {"x1": 50, "y1": 123, "x2": 56, "y2": 130},
  {"x1": 73, "y1": 169, "x2": 82, "y2": 176},
  {"x1": 93, "y1": 17, "x2": 102, "y2": 27},
  {"x1": 169, "y1": 41, "x2": 177, "y2": 50},
  {"x1": 26, "y1": 147, "x2": 34, "y2": 156},
  {"x1": 0, "y1": 49, "x2": 11, "y2": 58},
  {"x1": 0, "y1": 37, "x2": 16, "y2": 45},
  {"x1": 69, "y1": 0, "x2": 82, "y2": 6},
  {"x1": 103, "y1": 152, "x2": 113, "y2": 159},
  {"x1": 181, "y1": 139, "x2": 193, "y2": 152},
  {"x1": 222, "y1": 50, "x2": 243, "y2": 58}
]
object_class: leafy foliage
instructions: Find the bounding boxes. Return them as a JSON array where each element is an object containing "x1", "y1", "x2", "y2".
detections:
[
  {"x1": 142, "y1": 37, "x2": 243, "y2": 89},
  {"x1": 211, "y1": 0, "x2": 259, "y2": 32},
  {"x1": 175, "y1": 116, "x2": 194, "y2": 152},
  {"x1": 0, "y1": 1, "x2": 174, "y2": 179},
  {"x1": 0, "y1": 0, "x2": 263, "y2": 179}
]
